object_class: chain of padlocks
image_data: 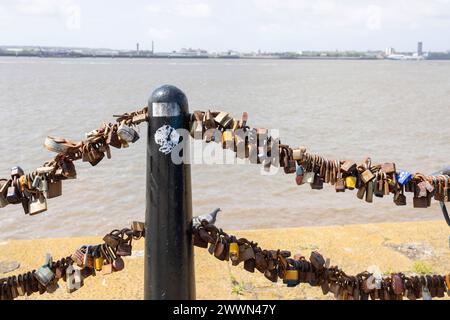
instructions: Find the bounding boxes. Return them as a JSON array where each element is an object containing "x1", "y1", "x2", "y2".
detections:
[
  {"x1": 0, "y1": 107, "x2": 449, "y2": 300},
  {"x1": 190, "y1": 110, "x2": 450, "y2": 208},
  {"x1": 1, "y1": 215, "x2": 449, "y2": 300},
  {"x1": 0, "y1": 108, "x2": 147, "y2": 214},
  {"x1": 192, "y1": 218, "x2": 450, "y2": 300},
  {"x1": 0, "y1": 222, "x2": 144, "y2": 300},
  {"x1": 1, "y1": 107, "x2": 449, "y2": 214}
]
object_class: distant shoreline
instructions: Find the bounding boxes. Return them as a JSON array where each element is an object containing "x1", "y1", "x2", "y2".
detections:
[{"x1": 1, "y1": 55, "x2": 449, "y2": 61}]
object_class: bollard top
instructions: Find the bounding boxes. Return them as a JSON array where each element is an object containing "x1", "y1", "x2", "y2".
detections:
[{"x1": 148, "y1": 85, "x2": 189, "y2": 117}]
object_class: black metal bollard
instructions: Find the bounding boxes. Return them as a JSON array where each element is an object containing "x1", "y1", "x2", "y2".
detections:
[{"x1": 145, "y1": 85, "x2": 195, "y2": 300}]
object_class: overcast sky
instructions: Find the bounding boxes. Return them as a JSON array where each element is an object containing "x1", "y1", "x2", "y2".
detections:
[{"x1": 1, "y1": 0, "x2": 449, "y2": 52}]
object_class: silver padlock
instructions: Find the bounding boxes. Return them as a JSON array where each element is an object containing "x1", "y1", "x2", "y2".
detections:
[
  {"x1": 422, "y1": 285, "x2": 432, "y2": 300},
  {"x1": 11, "y1": 166, "x2": 24, "y2": 179},
  {"x1": 29, "y1": 192, "x2": 48, "y2": 215},
  {"x1": 32, "y1": 175, "x2": 42, "y2": 190},
  {"x1": 34, "y1": 253, "x2": 55, "y2": 286},
  {"x1": 304, "y1": 171, "x2": 315, "y2": 184},
  {"x1": 0, "y1": 179, "x2": 10, "y2": 208},
  {"x1": 66, "y1": 264, "x2": 83, "y2": 293},
  {"x1": 40, "y1": 176, "x2": 48, "y2": 195},
  {"x1": 117, "y1": 121, "x2": 139, "y2": 143}
]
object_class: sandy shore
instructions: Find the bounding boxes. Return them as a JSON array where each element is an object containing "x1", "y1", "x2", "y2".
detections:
[{"x1": 1, "y1": 220, "x2": 449, "y2": 300}]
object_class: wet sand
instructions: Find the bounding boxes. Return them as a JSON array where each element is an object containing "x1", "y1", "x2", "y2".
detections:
[{"x1": 1, "y1": 220, "x2": 449, "y2": 300}]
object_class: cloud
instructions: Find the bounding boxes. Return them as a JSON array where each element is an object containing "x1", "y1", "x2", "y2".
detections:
[
  {"x1": 64, "y1": 5, "x2": 81, "y2": 30},
  {"x1": 148, "y1": 27, "x2": 174, "y2": 40},
  {"x1": 366, "y1": 5, "x2": 382, "y2": 30},
  {"x1": 0, "y1": 5, "x2": 10, "y2": 25},
  {"x1": 175, "y1": 2, "x2": 211, "y2": 17},
  {"x1": 258, "y1": 23, "x2": 294, "y2": 36},
  {"x1": 258, "y1": 23, "x2": 282, "y2": 33},
  {"x1": 14, "y1": 0, "x2": 71, "y2": 16},
  {"x1": 145, "y1": 4, "x2": 162, "y2": 14},
  {"x1": 1, "y1": 0, "x2": 82, "y2": 30},
  {"x1": 145, "y1": 2, "x2": 211, "y2": 18}
]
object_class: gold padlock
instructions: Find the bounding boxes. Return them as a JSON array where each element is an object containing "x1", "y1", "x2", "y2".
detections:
[
  {"x1": 345, "y1": 176, "x2": 357, "y2": 190},
  {"x1": 222, "y1": 130, "x2": 234, "y2": 150},
  {"x1": 229, "y1": 242, "x2": 239, "y2": 262},
  {"x1": 18, "y1": 175, "x2": 27, "y2": 193},
  {"x1": 284, "y1": 269, "x2": 299, "y2": 282},
  {"x1": 94, "y1": 256, "x2": 104, "y2": 271}
]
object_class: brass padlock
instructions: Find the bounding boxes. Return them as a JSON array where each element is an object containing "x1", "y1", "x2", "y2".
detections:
[
  {"x1": 310, "y1": 173, "x2": 324, "y2": 190},
  {"x1": 99, "y1": 245, "x2": 113, "y2": 275},
  {"x1": 381, "y1": 163, "x2": 396, "y2": 174},
  {"x1": 203, "y1": 128, "x2": 218, "y2": 143},
  {"x1": 46, "y1": 178, "x2": 62, "y2": 199},
  {"x1": 131, "y1": 111, "x2": 148, "y2": 124},
  {"x1": 116, "y1": 238, "x2": 132, "y2": 257},
  {"x1": 234, "y1": 130, "x2": 247, "y2": 159},
  {"x1": 310, "y1": 251, "x2": 325, "y2": 271},
  {"x1": 214, "y1": 238, "x2": 226, "y2": 261},
  {"x1": 292, "y1": 147, "x2": 306, "y2": 161},
  {"x1": 229, "y1": 242, "x2": 239, "y2": 262},
  {"x1": 190, "y1": 115, "x2": 204, "y2": 139},
  {"x1": 214, "y1": 112, "x2": 233, "y2": 129},
  {"x1": 356, "y1": 184, "x2": 366, "y2": 200},
  {"x1": 264, "y1": 268, "x2": 278, "y2": 283},
  {"x1": 341, "y1": 160, "x2": 356, "y2": 173},
  {"x1": 106, "y1": 125, "x2": 122, "y2": 149},
  {"x1": 365, "y1": 181, "x2": 374, "y2": 203},
  {"x1": 16, "y1": 275, "x2": 25, "y2": 297},
  {"x1": 222, "y1": 130, "x2": 234, "y2": 150},
  {"x1": 132, "y1": 221, "x2": 145, "y2": 232},
  {"x1": 413, "y1": 195, "x2": 428, "y2": 208},
  {"x1": 87, "y1": 145, "x2": 105, "y2": 167},
  {"x1": 361, "y1": 169, "x2": 375, "y2": 184},
  {"x1": 335, "y1": 170, "x2": 346, "y2": 192},
  {"x1": 103, "y1": 230, "x2": 121, "y2": 249},
  {"x1": 203, "y1": 110, "x2": 215, "y2": 130},
  {"x1": 360, "y1": 158, "x2": 375, "y2": 183},
  {"x1": 284, "y1": 160, "x2": 296, "y2": 174},
  {"x1": 244, "y1": 259, "x2": 256, "y2": 273},
  {"x1": 131, "y1": 221, "x2": 145, "y2": 238}
]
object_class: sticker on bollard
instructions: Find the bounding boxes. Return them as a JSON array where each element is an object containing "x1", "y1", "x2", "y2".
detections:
[{"x1": 154, "y1": 124, "x2": 181, "y2": 155}]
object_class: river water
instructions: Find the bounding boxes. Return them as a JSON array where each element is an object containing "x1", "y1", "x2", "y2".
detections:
[{"x1": 0, "y1": 57, "x2": 449, "y2": 240}]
